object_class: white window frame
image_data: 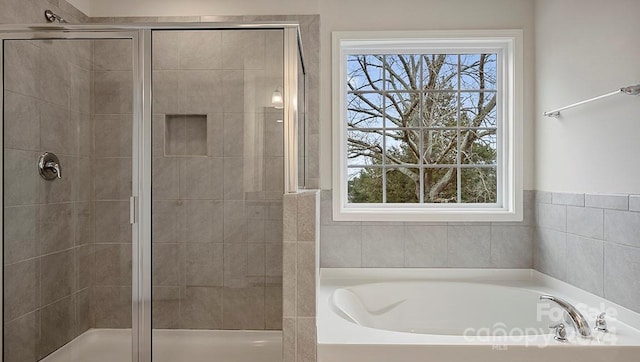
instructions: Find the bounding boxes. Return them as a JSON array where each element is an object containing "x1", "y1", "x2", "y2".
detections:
[{"x1": 332, "y1": 30, "x2": 523, "y2": 222}]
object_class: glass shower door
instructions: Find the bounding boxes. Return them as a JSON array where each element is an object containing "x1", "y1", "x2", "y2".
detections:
[
  {"x1": 149, "y1": 28, "x2": 285, "y2": 361},
  {"x1": 2, "y1": 23, "x2": 305, "y2": 362},
  {"x1": 2, "y1": 35, "x2": 136, "y2": 362}
]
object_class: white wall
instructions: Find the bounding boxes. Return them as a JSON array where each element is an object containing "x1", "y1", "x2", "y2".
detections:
[
  {"x1": 535, "y1": 0, "x2": 640, "y2": 194},
  {"x1": 66, "y1": 0, "x2": 536, "y2": 191}
]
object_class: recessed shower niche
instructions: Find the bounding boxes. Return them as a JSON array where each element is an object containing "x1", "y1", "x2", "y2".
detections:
[{"x1": 164, "y1": 114, "x2": 208, "y2": 156}]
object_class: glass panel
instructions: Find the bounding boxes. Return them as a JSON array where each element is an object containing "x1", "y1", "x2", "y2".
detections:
[
  {"x1": 151, "y1": 29, "x2": 283, "y2": 360},
  {"x1": 347, "y1": 54, "x2": 383, "y2": 91},
  {"x1": 383, "y1": 129, "x2": 420, "y2": 165},
  {"x1": 384, "y1": 92, "x2": 421, "y2": 128},
  {"x1": 384, "y1": 54, "x2": 421, "y2": 92},
  {"x1": 423, "y1": 167, "x2": 458, "y2": 203},
  {"x1": 460, "y1": 130, "x2": 497, "y2": 165},
  {"x1": 459, "y1": 53, "x2": 497, "y2": 90},
  {"x1": 422, "y1": 54, "x2": 458, "y2": 90},
  {"x1": 385, "y1": 167, "x2": 420, "y2": 203},
  {"x1": 460, "y1": 92, "x2": 497, "y2": 127},
  {"x1": 422, "y1": 129, "x2": 457, "y2": 165},
  {"x1": 347, "y1": 130, "x2": 382, "y2": 166},
  {"x1": 422, "y1": 92, "x2": 457, "y2": 127},
  {"x1": 461, "y1": 167, "x2": 498, "y2": 203},
  {"x1": 347, "y1": 92, "x2": 384, "y2": 128},
  {"x1": 348, "y1": 167, "x2": 383, "y2": 203},
  {"x1": 3, "y1": 38, "x2": 133, "y2": 361}
]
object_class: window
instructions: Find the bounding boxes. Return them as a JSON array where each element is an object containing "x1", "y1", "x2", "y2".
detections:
[{"x1": 332, "y1": 30, "x2": 523, "y2": 222}]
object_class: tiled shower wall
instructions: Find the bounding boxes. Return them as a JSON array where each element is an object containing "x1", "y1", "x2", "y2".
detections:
[
  {"x1": 534, "y1": 192, "x2": 640, "y2": 314},
  {"x1": 90, "y1": 15, "x2": 321, "y2": 190},
  {"x1": 0, "y1": 0, "x2": 88, "y2": 24},
  {"x1": 90, "y1": 39, "x2": 134, "y2": 329},
  {"x1": 3, "y1": 39, "x2": 94, "y2": 361},
  {"x1": 150, "y1": 30, "x2": 284, "y2": 329},
  {"x1": 320, "y1": 190, "x2": 534, "y2": 268},
  {"x1": 2, "y1": 1, "x2": 92, "y2": 361}
]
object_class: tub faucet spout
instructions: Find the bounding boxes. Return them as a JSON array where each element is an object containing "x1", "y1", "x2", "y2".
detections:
[{"x1": 540, "y1": 295, "x2": 591, "y2": 338}]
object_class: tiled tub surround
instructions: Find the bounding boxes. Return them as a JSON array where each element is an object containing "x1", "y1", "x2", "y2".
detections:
[
  {"x1": 3, "y1": 39, "x2": 95, "y2": 361},
  {"x1": 319, "y1": 190, "x2": 535, "y2": 268},
  {"x1": 320, "y1": 189, "x2": 640, "y2": 315},
  {"x1": 150, "y1": 29, "x2": 284, "y2": 330},
  {"x1": 534, "y1": 191, "x2": 640, "y2": 314}
]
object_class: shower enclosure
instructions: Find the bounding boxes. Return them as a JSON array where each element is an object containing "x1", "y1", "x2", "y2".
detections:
[{"x1": 1, "y1": 22, "x2": 305, "y2": 362}]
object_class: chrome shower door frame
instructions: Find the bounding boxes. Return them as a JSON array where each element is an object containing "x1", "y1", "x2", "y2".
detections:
[
  {"x1": 138, "y1": 26, "x2": 304, "y2": 361},
  {"x1": 139, "y1": 25, "x2": 304, "y2": 362},
  {"x1": 0, "y1": 28, "x2": 145, "y2": 362}
]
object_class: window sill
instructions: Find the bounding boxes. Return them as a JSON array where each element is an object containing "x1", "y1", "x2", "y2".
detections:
[{"x1": 333, "y1": 204, "x2": 523, "y2": 222}]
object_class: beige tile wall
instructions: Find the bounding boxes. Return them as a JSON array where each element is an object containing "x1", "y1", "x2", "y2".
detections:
[
  {"x1": 3, "y1": 38, "x2": 94, "y2": 361},
  {"x1": 90, "y1": 15, "x2": 321, "y2": 189},
  {"x1": 150, "y1": 29, "x2": 284, "y2": 330},
  {"x1": 3, "y1": 33, "x2": 135, "y2": 361},
  {"x1": 90, "y1": 39, "x2": 134, "y2": 329},
  {"x1": 283, "y1": 191, "x2": 319, "y2": 362},
  {"x1": 2, "y1": 2, "x2": 92, "y2": 361},
  {"x1": 0, "y1": 0, "x2": 89, "y2": 24}
]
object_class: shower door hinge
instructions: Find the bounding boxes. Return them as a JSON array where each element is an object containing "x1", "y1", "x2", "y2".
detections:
[{"x1": 130, "y1": 196, "x2": 137, "y2": 224}]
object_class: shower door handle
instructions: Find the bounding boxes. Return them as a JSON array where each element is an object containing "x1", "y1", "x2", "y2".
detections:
[{"x1": 130, "y1": 196, "x2": 137, "y2": 224}]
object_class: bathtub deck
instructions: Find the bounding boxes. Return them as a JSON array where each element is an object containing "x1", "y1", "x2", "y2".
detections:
[{"x1": 41, "y1": 329, "x2": 282, "y2": 362}]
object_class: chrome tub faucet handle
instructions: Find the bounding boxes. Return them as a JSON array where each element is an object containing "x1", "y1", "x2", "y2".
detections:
[
  {"x1": 595, "y1": 312, "x2": 608, "y2": 332},
  {"x1": 549, "y1": 323, "x2": 567, "y2": 342}
]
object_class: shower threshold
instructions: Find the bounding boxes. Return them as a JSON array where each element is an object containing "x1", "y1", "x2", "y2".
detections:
[{"x1": 41, "y1": 328, "x2": 283, "y2": 362}]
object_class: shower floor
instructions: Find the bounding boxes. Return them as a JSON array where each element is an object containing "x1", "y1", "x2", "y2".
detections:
[{"x1": 41, "y1": 328, "x2": 282, "y2": 362}]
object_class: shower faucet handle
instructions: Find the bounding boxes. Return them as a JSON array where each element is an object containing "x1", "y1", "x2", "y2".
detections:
[
  {"x1": 47, "y1": 161, "x2": 62, "y2": 178},
  {"x1": 38, "y1": 152, "x2": 62, "y2": 181}
]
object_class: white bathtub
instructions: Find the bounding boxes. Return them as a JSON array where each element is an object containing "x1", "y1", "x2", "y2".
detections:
[
  {"x1": 318, "y1": 269, "x2": 640, "y2": 362},
  {"x1": 41, "y1": 329, "x2": 282, "y2": 362}
]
